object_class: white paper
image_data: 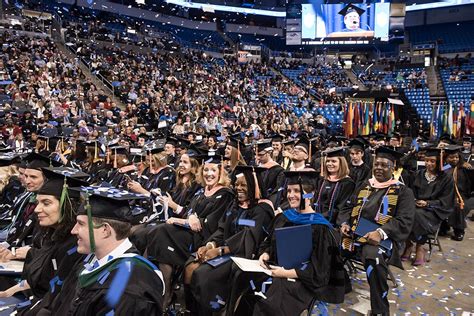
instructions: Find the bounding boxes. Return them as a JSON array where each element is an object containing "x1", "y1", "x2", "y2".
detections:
[
  {"x1": 230, "y1": 257, "x2": 272, "y2": 276},
  {"x1": 0, "y1": 260, "x2": 24, "y2": 273}
]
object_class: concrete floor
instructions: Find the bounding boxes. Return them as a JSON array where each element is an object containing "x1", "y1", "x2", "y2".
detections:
[{"x1": 334, "y1": 220, "x2": 474, "y2": 316}]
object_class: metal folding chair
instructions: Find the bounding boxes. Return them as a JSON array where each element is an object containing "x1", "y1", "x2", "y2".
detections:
[
  {"x1": 344, "y1": 257, "x2": 398, "y2": 288},
  {"x1": 426, "y1": 224, "x2": 443, "y2": 262}
]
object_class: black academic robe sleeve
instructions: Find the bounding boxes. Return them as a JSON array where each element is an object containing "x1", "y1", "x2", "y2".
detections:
[
  {"x1": 222, "y1": 202, "x2": 273, "y2": 258},
  {"x1": 333, "y1": 177, "x2": 356, "y2": 224},
  {"x1": 379, "y1": 185, "x2": 415, "y2": 242},
  {"x1": 426, "y1": 174, "x2": 455, "y2": 221},
  {"x1": 197, "y1": 188, "x2": 235, "y2": 240}
]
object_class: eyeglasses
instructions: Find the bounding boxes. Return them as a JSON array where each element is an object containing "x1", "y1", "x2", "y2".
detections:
[{"x1": 373, "y1": 162, "x2": 393, "y2": 169}]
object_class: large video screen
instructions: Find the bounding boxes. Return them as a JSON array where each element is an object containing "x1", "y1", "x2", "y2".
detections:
[{"x1": 301, "y1": 2, "x2": 391, "y2": 45}]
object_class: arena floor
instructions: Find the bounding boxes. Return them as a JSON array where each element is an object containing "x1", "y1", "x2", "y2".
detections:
[{"x1": 338, "y1": 219, "x2": 474, "y2": 316}]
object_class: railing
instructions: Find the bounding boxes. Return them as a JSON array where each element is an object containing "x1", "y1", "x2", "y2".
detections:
[{"x1": 64, "y1": 41, "x2": 115, "y2": 96}]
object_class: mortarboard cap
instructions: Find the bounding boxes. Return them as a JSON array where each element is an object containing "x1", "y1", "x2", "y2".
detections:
[
  {"x1": 256, "y1": 139, "x2": 273, "y2": 153},
  {"x1": 375, "y1": 146, "x2": 405, "y2": 162},
  {"x1": 0, "y1": 153, "x2": 21, "y2": 167},
  {"x1": 25, "y1": 152, "x2": 62, "y2": 170},
  {"x1": 75, "y1": 186, "x2": 147, "y2": 222},
  {"x1": 284, "y1": 170, "x2": 319, "y2": 187},
  {"x1": 323, "y1": 146, "x2": 346, "y2": 158},
  {"x1": 39, "y1": 167, "x2": 89, "y2": 198},
  {"x1": 165, "y1": 136, "x2": 178, "y2": 147},
  {"x1": 338, "y1": 4, "x2": 365, "y2": 16},
  {"x1": 443, "y1": 144, "x2": 463, "y2": 155},
  {"x1": 348, "y1": 139, "x2": 365, "y2": 151}
]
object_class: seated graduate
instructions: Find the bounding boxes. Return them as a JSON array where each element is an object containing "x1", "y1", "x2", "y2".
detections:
[
  {"x1": 0, "y1": 153, "x2": 61, "y2": 262},
  {"x1": 127, "y1": 144, "x2": 176, "y2": 221},
  {"x1": 231, "y1": 171, "x2": 345, "y2": 316},
  {"x1": 0, "y1": 167, "x2": 87, "y2": 315},
  {"x1": 130, "y1": 144, "x2": 202, "y2": 254},
  {"x1": 185, "y1": 165, "x2": 274, "y2": 316},
  {"x1": 348, "y1": 139, "x2": 372, "y2": 187},
  {"x1": 40, "y1": 187, "x2": 164, "y2": 315},
  {"x1": 338, "y1": 147, "x2": 415, "y2": 316},
  {"x1": 146, "y1": 153, "x2": 235, "y2": 311},
  {"x1": 402, "y1": 147, "x2": 454, "y2": 266},
  {"x1": 255, "y1": 139, "x2": 285, "y2": 205},
  {"x1": 0, "y1": 154, "x2": 24, "y2": 221},
  {"x1": 315, "y1": 147, "x2": 355, "y2": 225},
  {"x1": 441, "y1": 145, "x2": 473, "y2": 241}
]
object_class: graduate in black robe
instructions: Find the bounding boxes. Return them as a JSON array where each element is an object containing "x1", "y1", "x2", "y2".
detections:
[
  {"x1": 314, "y1": 147, "x2": 355, "y2": 225},
  {"x1": 0, "y1": 155, "x2": 24, "y2": 222},
  {"x1": 130, "y1": 151, "x2": 201, "y2": 254},
  {"x1": 256, "y1": 139, "x2": 285, "y2": 206},
  {"x1": 348, "y1": 139, "x2": 372, "y2": 189},
  {"x1": 10, "y1": 168, "x2": 87, "y2": 315},
  {"x1": 186, "y1": 166, "x2": 274, "y2": 316},
  {"x1": 339, "y1": 147, "x2": 416, "y2": 315},
  {"x1": 404, "y1": 147, "x2": 454, "y2": 266},
  {"x1": 147, "y1": 154, "x2": 234, "y2": 311},
  {"x1": 37, "y1": 187, "x2": 164, "y2": 315},
  {"x1": 1, "y1": 154, "x2": 61, "y2": 254},
  {"x1": 230, "y1": 171, "x2": 345, "y2": 316},
  {"x1": 442, "y1": 145, "x2": 472, "y2": 241}
]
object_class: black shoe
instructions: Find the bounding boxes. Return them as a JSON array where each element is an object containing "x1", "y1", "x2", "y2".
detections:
[{"x1": 451, "y1": 232, "x2": 464, "y2": 241}]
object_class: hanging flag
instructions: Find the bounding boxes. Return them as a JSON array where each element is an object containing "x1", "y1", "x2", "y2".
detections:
[
  {"x1": 438, "y1": 104, "x2": 443, "y2": 138},
  {"x1": 452, "y1": 103, "x2": 458, "y2": 138},
  {"x1": 345, "y1": 102, "x2": 354, "y2": 137},
  {"x1": 353, "y1": 102, "x2": 360, "y2": 137},
  {"x1": 468, "y1": 101, "x2": 474, "y2": 135},
  {"x1": 430, "y1": 104, "x2": 437, "y2": 138},
  {"x1": 458, "y1": 102, "x2": 465, "y2": 137},
  {"x1": 447, "y1": 102, "x2": 453, "y2": 136},
  {"x1": 373, "y1": 102, "x2": 380, "y2": 132},
  {"x1": 363, "y1": 102, "x2": 370, "y2": 135}
]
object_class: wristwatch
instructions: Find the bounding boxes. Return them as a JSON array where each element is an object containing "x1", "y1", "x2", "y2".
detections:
[{"x1": 218, "y1": 247, "x2": 224, "y2": 256}]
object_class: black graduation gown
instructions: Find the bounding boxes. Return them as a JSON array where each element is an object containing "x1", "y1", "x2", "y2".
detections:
[
  {"x1": 137, "y1": 166, "x2": 176, "y2": 222},
  {"x1": 139, "y1": 166, "x2": 176, "y2": 195},
  {"x1": 190, "y1": 202, "x2": 274, "y2": 315},
  {"x1": 147, "y1": 187, "x2": 235, "y2": 266},
  {"x1": 261, "y1": 164, "x2": 285, "y2": 205},
  {"x1": 130, "y1": 182, "x2": 202, "y2": 255},
  {"x1": 446, "y1": 167, "x2": 472, "y2": 230},
  {"x1": 18, "y1": 232, "x2": 85, "y2": 315},
  {"x1": 38, "y1": 246, "x2": 163, "y2": 316},
  {"x1": 231, "y1": 214, "x2": 345, "y2": 316},
  {"x1": 349, "y1": 163, "x2": 371, "y2": 189},
  {"x1": 314, "y1": 177, "x2": 355, "y2": 225},
  {"x1": 338, "y1": 183, "x2": 416, "y2": 269},
  {"x1": 410, "y1": 170, "x2": 454, "y2": 236},
  {"x1": 0, "y1": 177, "x2": 24, "y2": 222},
  {"x1": 6, "y1": 196, "x2": 38, "y2": 247}
]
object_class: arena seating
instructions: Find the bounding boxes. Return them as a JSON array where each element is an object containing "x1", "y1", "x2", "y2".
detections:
[
  {"x1": 440, "y1": 59, "x2": 474, "y2": 109},
  {"x1": 408, "y1": 21, "x2": 474, "y2": 53}
]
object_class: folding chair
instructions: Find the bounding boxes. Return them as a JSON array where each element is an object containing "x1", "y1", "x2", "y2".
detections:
[
  {"x1": 344, "y1": 257, "x2": 398, "y2": 288},
  {"x1": 426, "y1": 224, "x2": 443, "y2": 262}
]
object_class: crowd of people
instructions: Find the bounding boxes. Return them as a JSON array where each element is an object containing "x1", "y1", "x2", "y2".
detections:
[{"x1": 0, "y1": 16, "x2": 473, "y2": 316}]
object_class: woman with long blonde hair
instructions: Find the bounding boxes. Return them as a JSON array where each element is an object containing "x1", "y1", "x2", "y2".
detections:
[
  {"x1": 147, "y1": 153, "x2": 235, "y2": 313},
  {"x1": 314, "y1": 147, "x2": 355, "y2": 225}
]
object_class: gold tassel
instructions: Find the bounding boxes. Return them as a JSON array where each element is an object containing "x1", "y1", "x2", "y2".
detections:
[
  {"x1": 113, "y1": 148, "x2": 117, "y2": 169},
  {"x1": 252, "y1": 167, "x2": 261, "y2": 200},
  {"x1": 308, "y1": 141, "x2": 312, "y2": 164},
  {"x1": 149, "y1": 150, "x2": 153, "y2": 170}
]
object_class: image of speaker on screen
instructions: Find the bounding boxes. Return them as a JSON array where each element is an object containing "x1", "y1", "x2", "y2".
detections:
[
  {"x1": 340, "y1": 4, "x2": 366, "y2": 32},
  {"x1": 328, "y1": 3, "x2": 374, "y2": 37},
  {"x1": 301, "y1": 2, "x2": 390, "y2": 41}
]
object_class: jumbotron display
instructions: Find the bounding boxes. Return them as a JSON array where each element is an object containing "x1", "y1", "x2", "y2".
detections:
[{"x1": 286, "y1": 2, "x2": 402, "y2": 45}]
